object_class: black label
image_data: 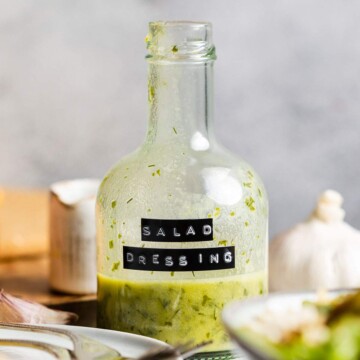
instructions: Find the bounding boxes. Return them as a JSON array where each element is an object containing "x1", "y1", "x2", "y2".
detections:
[
  {"x1": 123, "y1": 246, "x2": 235, "y2": 271},
  {"x1": 141, "y1": 218, "x2": 213, "y2": 242}
]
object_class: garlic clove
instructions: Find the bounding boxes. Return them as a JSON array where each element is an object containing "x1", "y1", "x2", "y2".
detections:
[
  {"x1": 318, "y1": 190, "x2": 343, "y2": 207},
  {"x1": 312, "y1": 190, "x2": 345, "y2": 223},
  {"x1": 0, "y1": 289, "x2": 78, "y2": 324}
]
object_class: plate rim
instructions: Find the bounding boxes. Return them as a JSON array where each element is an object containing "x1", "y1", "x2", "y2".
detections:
[{"x1": 0, "y1": 323, "x2": 167, "y2": 358}]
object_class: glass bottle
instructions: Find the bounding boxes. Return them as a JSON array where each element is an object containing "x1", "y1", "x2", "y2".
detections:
[{"x1": 97, "y1": 21, "x2": 268, "y2": 358}]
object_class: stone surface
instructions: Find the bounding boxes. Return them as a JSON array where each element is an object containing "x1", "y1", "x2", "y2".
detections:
[{"x1": 0, "y1": 0, "x2": 360, "y2": 236}]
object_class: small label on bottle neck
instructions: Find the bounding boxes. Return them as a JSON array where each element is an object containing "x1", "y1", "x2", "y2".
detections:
[
  {"x1": 123, "y1": 246, "x2": 235, "y2": 271},
  {"x1": 141, "y1": 218, "x2": 213, "y2": 242}
]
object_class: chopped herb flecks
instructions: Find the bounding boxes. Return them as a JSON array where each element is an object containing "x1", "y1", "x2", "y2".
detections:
[
  {"x1": 148, "y1": 164, "x2": 155, "y2": 167},
  {"x1": 111, "y1": 261, "x2": 120, "y2": 271},
  {"x1": 245, "y1": 197, "x2": 256, "y2": 211},
  {"x1": 156, "y1": 169, "x2": 161, "y2": 176},
  {"x1": 243, "y1": 182, "x2": 252, "y2": 188},
  {"x1": 218, "y1": 240, "x2": 227, "y2": 246},
  {"x1": 109, "y1": 240, "x2": 114, "y2": 249},
  {"x1": 173, "y1": 127, "x2": 178, "y2": 134},
  {"x1": 202, "y1": 295, "x2": 211, "y2": 306},
  {"x1": 148, "y1": 85, "x2": 155, "y2": 103},
  {"x1": 127, "y1": 198, "x2": 133, "y2": 204},
  {"x1": 259, "y1": 283, "x2": 264, "y2": 295},
  {"x1": 117, "y1": 233, "x2": 122, "y2": 239},
  {"x1": 172, "y1": 45, "x2": 178, "y2": 53},
  {"x1": 111, "y1": 200, "x2": 117, "y2": 208},
  {"x1": 230, "y1": 211, "x2": 235, "y2": 217},
  {"x1": 214, "y1": 207, "x2": 221, "y2": 217}
]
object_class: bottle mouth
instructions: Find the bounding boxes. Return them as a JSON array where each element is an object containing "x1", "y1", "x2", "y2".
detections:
[{"x1": 146, "y1": 21, "x2": 216, "y2": 62}]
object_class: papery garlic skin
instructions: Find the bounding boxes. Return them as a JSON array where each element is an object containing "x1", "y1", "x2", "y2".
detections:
[
  {"x1": 270, "y1": 190, "x2": 360, "y2": 291},
  {"x1": 0, "y1": 289, "x2": 77, "y2": 324}
]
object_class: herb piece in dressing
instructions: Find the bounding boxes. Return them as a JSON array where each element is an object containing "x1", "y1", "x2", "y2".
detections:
[
  {"x1": 111, "y1": 262, "x2": 120, "y2": 271},
  {"x1": 214, "y1": 207, "x2": 221, "y2": 217},
  {"x1": 245, "y1": 197, "x2": 256, "y2": 211},
  {"x1": 148, "y1": 84, "x2": 155, "y2": 103}
]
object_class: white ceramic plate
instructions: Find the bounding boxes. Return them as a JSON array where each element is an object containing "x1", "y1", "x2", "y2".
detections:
[{"x1": 0, "y1": 324, "x2": 166, "y2": 359}]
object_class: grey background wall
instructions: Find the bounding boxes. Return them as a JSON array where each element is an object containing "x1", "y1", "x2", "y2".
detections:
[{"x1": 1, "y1": 0, "x2": 360, "y2": 237}]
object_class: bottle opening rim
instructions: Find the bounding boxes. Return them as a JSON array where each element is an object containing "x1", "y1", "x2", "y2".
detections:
[{"x1": 146, "y1": 20, "x2": 216, "y2": 62}]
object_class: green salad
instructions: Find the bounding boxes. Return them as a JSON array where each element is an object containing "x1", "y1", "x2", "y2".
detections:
[{"x1": 239, "y1": 291, "x2": 360, "y2": 360}]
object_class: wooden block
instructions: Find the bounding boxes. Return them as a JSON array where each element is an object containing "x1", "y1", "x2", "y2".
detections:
[{"x1": 0, "y1": 188, "x2": 49, "y2": 259}]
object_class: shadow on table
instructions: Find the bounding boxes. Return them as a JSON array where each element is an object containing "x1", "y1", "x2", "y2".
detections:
[{"x1": 50, "y1": 300, "x2": 97, "y2": 328}]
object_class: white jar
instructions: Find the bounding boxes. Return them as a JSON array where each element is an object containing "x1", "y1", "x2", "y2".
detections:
[{"x1": 49, "y1": 179, "x2": 100, "y2": 294}]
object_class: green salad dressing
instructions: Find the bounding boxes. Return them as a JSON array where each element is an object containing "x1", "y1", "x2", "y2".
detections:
[{"x1": 97, "y1": 271, "x2": 267, "y2": 351}]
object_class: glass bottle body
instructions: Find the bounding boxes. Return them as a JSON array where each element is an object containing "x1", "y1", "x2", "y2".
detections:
[{"x1": 97, "y1": 21, "x2": 268, "y2": 356}]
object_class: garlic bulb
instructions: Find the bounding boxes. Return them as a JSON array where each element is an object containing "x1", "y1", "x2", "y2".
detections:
[
  {"x1": 0, "y1": 289, "x2": 77, "y2": 324},
  {"x1": 270, "y1": 190, "x2": 360, "y2": 291}
]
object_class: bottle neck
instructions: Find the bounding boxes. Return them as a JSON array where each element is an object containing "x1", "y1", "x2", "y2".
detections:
[{"x1": 145, "y1": 60, "x2": 215, "y2": 151}]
